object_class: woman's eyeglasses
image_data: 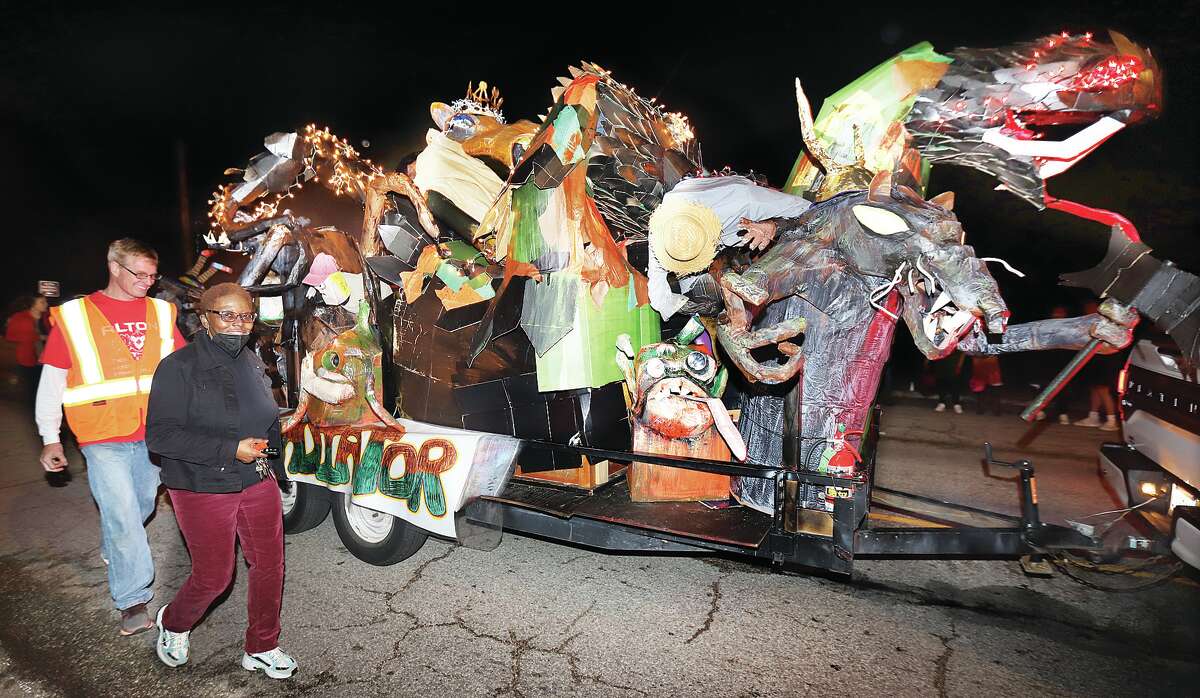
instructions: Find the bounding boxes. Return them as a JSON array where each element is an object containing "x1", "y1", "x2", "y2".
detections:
[
  {"x1": 204, "y1": 309, "x2": 258, "y2": 323},
  {"x1": 117, "y1": 261, "x2": 162, "y2": 282}
]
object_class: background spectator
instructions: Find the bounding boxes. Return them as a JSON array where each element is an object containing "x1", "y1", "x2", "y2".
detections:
[{"x1": 5, "y1": 294, "x2": 49, "y2": 405}]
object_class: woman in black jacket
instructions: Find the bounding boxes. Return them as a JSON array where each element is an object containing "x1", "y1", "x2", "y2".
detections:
[{"x1": 146, "y1": 282, "x2": 297, "y2": 680}]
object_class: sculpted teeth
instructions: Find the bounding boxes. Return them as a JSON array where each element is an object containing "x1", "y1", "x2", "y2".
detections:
[{"x1": 647, "y1": 377, "x2": 706, "y2": 400}]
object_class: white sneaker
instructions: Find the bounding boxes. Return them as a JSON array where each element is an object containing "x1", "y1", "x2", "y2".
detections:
[
  {"x1": 1100, "y1": 416, "x2": 1119, "y2": 432},
  {"x1": 952, "y1": 404, "x2": 963, "y2": 414},
  {"x1": 1074, "y1": 412, "x2": 1103, "y2": 428},
  {"x1": 934, "y1": 403, "x2": 947, "y2": 412},
  {"x1": 1035, "y1": 411, "x2": 1047, "y2": 421},
  {"x1": 1058, "y1": 414, "x2": 1071, "y2": 425},
  {"x1": 155, "y1": 605, "x2": 190, "y2": 668},
  {"x1": 242, "y1": 647, "x2": 297, "y2": 679}
]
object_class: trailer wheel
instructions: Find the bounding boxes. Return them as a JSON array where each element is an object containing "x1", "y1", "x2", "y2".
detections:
[
  {"x1": 281, "y1": 481, "x2": 332, "y2": 534},
  {"x1": 331, "y1": 492, "x2": 428, "y2": 566}
]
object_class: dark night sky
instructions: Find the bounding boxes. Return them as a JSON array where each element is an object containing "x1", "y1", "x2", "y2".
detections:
[{"x1": 2, "y1": 1, "x2": 1197, "y2": 317}]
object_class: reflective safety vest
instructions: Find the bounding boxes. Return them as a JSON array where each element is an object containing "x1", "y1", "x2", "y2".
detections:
[{"x1": 51, "y1": 296, "x2": 177, "y2": 443}]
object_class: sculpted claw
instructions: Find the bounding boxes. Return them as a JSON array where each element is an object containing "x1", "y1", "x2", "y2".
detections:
[
  {"x1": 717, "y1": 317, "x2": 808, "y2": 385},
  {"x1": 721, "y1": 272, "x2": 768, "y2": 307}
]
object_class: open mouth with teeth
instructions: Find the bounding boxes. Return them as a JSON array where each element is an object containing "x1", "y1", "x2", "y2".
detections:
[
  {"x1": 880, "y1": 255, "x2": 1008, "y2": 358},
  {"x1": 646, "y1": 377, "x2": 708, "y2": 402},
  {"x1": 640, "y1": 377, "x2": 748, "y2": 461},
  {"x1": 921, "y1": 291, "x2": 980, "y2": 353}
]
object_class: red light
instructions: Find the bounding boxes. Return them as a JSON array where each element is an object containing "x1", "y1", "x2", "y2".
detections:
[
  {"x1": 1072, "y1": 55, "x2": 1144, "y2": 92},
  {"x1": 1118, "y1": 367, "x2": 1129, "y2": 396}
]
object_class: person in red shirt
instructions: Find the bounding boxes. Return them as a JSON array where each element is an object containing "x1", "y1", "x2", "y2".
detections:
[
  {"x1": 36, "y1": 238, "x2": 186, "y2": 636},
  {"x1": 5, "y1": 294, "x2": 48, "y2": 404}
]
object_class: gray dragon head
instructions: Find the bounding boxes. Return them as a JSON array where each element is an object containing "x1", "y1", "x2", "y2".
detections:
[
  {"x1": 836, "y1": 171, "x2": 1009, "y2": 359},
  {"x1": 718, "y1": 170, "x2": 1010, "y2": 385}
]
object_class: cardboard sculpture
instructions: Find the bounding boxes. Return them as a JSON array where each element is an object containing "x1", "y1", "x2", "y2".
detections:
[
  {"x1": 617, "y1": 318, "x2": 744, "y2": 502},
  {"x1": 470, "y1": 63, "x2": 703, "y2": 392}
]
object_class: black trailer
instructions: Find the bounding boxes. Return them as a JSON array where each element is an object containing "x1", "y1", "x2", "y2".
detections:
[
  {"x1": 476, "y1": 408, "x2": 1099, "y2": 576},
  {"x1": 287, "y1": 404, "x2": 1103, "y2": 576}
]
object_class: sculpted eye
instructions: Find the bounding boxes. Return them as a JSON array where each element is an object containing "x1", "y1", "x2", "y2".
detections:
[
  {"x1": 643, "y1": 358, "x2": 666, "y2": 379},
  {"x1": 446, "y1": 113, "x2": 478, "y2": 141},
  {"x1": 685, "y1": 351, "x2": 711, "y2": 375},
  {"x1": 322, "y1": 352, "x2": 341, "y2": 371},
  {"x1": 852, "y1": 205, "x2": 909, "y2": 236}
]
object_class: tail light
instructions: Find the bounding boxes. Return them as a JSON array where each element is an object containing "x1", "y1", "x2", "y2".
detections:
[{"x1": 1117, "y1": 355, "x2": 1132, "y2": 423}]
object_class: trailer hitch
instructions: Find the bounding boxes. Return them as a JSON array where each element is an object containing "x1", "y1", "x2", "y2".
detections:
[
  {"x1": 983, "y1": 442, "x2": 1042, "y2": 543},
  {"x1": 982, "y1": 443, "x2": 1100, "y2": 554}
]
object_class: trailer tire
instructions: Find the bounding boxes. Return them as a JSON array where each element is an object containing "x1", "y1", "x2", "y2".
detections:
[
  {"x1": 331, "y1": 491, "x2": 428, "y2": 566},
  {"x1": 282, "y1": 481, "x2": 332, "y2": 534}
]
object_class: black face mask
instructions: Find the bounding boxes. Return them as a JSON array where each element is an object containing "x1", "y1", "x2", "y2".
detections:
[{"x1": 210, "y1": 331, "x2": 249, "y2": 358}]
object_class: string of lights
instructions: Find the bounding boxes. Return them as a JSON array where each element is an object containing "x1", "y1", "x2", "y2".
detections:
[{"x1": 206, "y1": 123, "x2": 383, "y2": 231}]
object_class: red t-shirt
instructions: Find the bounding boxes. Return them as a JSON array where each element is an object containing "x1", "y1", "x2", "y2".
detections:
[
  {"x1": 42, "y1": 292, "x2": 188, "y2": 445},
  {"x1": 5, "y1": 311, "x2": 40, "y2": 367}
]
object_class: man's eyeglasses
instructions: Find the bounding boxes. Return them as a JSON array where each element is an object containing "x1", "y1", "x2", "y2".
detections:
[
  {"x1": 204, "y1": 309, "x2": 258, "y2": 323},
  {"x1": 117, "y1": 261, "x2": 162, "y2": 282}
]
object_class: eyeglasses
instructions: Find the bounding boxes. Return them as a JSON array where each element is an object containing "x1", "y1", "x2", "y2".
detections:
[
  {"x1": 204, "y1": 309, "x2": 258, "y2": 323},
  {"x1": 117, "y1": 261, "x2": 162, "y2": 282}
]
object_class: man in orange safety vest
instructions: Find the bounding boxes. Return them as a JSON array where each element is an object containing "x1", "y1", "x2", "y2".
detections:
[{"x1": 36, "y1": 238, "x2": 187, "y2": 636}]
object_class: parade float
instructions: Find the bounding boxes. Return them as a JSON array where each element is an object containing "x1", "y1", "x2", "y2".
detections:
[{"x1": 175, "y1": 31, "x2": 1198, "y2": 580}]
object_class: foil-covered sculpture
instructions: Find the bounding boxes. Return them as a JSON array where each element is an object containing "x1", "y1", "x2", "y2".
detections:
[
  {"x1": 716, "y1": 33, "x2": 1164, "y2": 514},
  {"x1": 786, "y1": 31, "x2": 1161, "y2": 239}
]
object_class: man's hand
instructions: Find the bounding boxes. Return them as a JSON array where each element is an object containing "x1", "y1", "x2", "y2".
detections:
[
  {"x1": 737, "y1": 218, "x2": 777, "y2": 252},
  {"x1": 236, "y1": 437, "x2": 269, "y2": 464},
  {"x1": 40, "y1": 443, "x2": 68, "y2": 472}
]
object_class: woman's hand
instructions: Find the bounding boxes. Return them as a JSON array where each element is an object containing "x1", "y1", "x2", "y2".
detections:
[{"x1": 235, "y1": 437, "x2": 269, "y2": 464}]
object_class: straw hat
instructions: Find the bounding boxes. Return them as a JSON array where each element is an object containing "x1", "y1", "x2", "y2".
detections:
[{"x1": 648, "y1": 198, "x2": 722, "y2": 275}]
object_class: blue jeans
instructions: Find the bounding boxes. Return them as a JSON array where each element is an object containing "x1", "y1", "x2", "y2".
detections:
[{"x1": 80, "y1": 441, "x2": 160, "y2": 610}]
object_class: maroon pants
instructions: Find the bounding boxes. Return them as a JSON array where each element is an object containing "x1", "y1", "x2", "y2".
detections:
[{"x1": 163, "y1": 478, "x2": 284, "y2": 653}]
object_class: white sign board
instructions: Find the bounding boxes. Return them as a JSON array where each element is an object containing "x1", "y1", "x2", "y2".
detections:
[
  {"x1": 38, "y1": 280, "x2": 60, "y2": 298},
  {"x1": 283, "y1": 419, "x2": 519, "y2": 539}
]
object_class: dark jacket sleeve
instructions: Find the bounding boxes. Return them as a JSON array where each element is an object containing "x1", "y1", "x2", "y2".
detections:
[{"x1": 146, "y1": 354, "x2": 239, "y2": 467}]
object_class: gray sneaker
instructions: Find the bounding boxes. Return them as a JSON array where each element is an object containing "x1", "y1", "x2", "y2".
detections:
[
  {"x1": 155, "y1": 605, "x2": 190, "y2": 667},
  {"x1": 119, "y1": 603, "x2": 154, "y2": 636},
  {"x1": 242, "y1": 647, "x2": 297, "y2": 679}
]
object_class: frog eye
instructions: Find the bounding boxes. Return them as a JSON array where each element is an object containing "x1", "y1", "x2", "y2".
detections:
[
  {"x1": 445, "y1": 113, "x2": 478, "y2": 142},
  {"x1": 321, "y1": 352, "x2": 341, "y2": 371},
  {"x1": 684, "y1": 351, "x2": 717, "y2": 382},
  {"x1": 685, "y1": 351, "x2": 711, "y2": 375},
  {"x1": 643, "y1": 358, "x2": 666, "y2": 379}
]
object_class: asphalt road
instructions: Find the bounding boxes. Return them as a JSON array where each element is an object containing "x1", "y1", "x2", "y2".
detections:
[{"x1": 0, "y1": 396, "x2": 1196, "y2": 697}]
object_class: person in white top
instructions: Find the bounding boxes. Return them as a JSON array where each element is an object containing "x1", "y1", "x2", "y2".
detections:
[{"x1": 647, "y1": 174, "x2": 812, "y2": 320}]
